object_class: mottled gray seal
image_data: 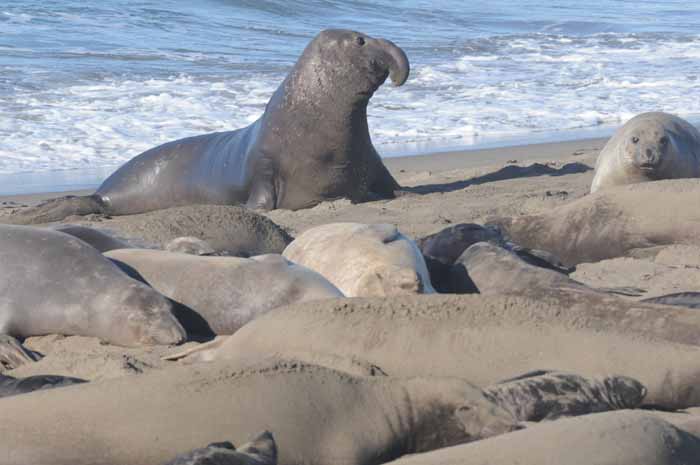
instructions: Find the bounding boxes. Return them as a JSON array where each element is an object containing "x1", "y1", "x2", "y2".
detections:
[
  {"x1": 164, "y1": 431, "x2": 277, "y2": 465},
  {"x1": 0, "y1": 373, "x2": 86, "y2": 398},
  {"x1": 0, "y1": 360, "x2": 521, "y2": 465},
  {"x1": 386, "y1": 411, "x2": 700, "y2": 465},
  {"x1": 591, "y1": 112, "x2": 700, "y2": 193},
  {"x1": 490, "y1": 178, "x2": 700, "y2": 266},
  {"x1": 12, "y1": 29, "x2": 408, "y2": 224},
  {"x1": 0, "y1": 225, "x2": 186, "y2": 366},
  {"x1": 195, "y1": 294, "x2": 700, "y2": 409},
  {"x1": 483, "y1": 370, "x2": 645, "y2": 422},
  {"x1": 105, "y1": 250, "x2": 343, "y2": 335},
  {"x1": 283, "y1": 223, "x2": 435, "y2": 297}
]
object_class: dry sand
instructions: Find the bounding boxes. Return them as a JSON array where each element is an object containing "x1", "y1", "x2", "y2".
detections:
[{"x1": 2, "y1": 135, "x2": 700, "y2": 381}]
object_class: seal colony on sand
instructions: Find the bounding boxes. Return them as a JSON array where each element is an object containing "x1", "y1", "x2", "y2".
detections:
[
  {"x1": 105, "y1": 249, "x2": 343, "y2": 335},
  {"x1": 591, "y1": 112, "x2": 700, "y2": 193},
  {"x1": 283, "y1": 223, "x2": 435, "y2": 296},
  {"x1": 188, "y1": 294, "x2": 700, "y2": 409},
  {"x1": 0, "y1": 224, "x2": 186, "y2": 367},
  {"x1": 9, "y1": 29, "x2": 409, "y2": 224},
  {"x1": 490, "y1": 178, "x2": 700, "y2": 266}
]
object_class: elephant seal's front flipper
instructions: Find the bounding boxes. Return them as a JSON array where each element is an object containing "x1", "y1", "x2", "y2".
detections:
[
  {"x1": 0, "y1": 335, "x2": 39, "y2": 370},
  {"x1": 0, "y1": 373, "x2": 86, "y2": 398},
  {"x1": 483, "y1": 371, "x2": 646, "y2": 422}
]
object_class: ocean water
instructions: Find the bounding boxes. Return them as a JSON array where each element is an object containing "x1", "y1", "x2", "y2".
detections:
[{"x1": 2, "y1": 0, "x2": 700, "y2": 189}]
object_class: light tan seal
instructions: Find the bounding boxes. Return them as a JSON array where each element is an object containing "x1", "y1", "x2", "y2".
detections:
[
  {"x1": 591, "y1": 112, "x2": 700, "y2": 192},
  {"x1": 283, "y1": 223, "x2": 435, "y2": 296}
]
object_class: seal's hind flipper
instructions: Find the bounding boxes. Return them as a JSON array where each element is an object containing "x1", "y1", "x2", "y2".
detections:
[
  {"x1": 162, "y1": 336, "x2": 227, "y2": 362},
  {"x1": 3, "y1": 195, "x2": 106, "y2": 225},
  {"x1": 0, "y1": 335, "x2": 40, "y2": 370}
]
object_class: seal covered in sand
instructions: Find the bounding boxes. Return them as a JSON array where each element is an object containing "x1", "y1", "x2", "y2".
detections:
[
  {"x1": 385, "y1": 411, "x2": 700, "y2": 465},
  {"x1": 490, "y1": 179, "x2": 700, "y2": 266},
  {"x1": 0, "y1": 225, "x2": 186, "y2": 363},
  {"x1": 591, "y1": 112, "x2": 700, "y2": 192},
  {"x1": 12, "y1": 29, "x2": 408, "y2": 223},
  {"x1": 283, "y1": 223, "x2": 435, "y2": 296},
  {"x1": 0, "y1": 360, "x2": 521, "y2": 465},
  {"x1": 165, "y1": 431, "x2": 277, "y2": 465},
  {"x1": 193, "y1": 293, "x2": 700, "y2": 409},
  {"x1": 105, "y1": 250, "x2": 343, "y2": 335}
]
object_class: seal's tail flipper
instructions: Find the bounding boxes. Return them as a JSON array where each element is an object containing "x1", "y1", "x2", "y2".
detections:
[
  {"x1": 0, "y1": 335, "x2": 40, "y2": 370},
  {"x1": 2, "y1": 195, "x2": 106, "y2": 225}
]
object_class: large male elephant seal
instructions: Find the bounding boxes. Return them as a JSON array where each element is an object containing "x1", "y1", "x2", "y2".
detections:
[
  {"x1": 105, "y1": 250, "x2": 343, "y2": 335},
  {"x1": 189, "y1": 294, "x2": 700, "y2": 409},
  {"x1": 591, "y1": 112, "x2": 700, "y2": 193},
  {"x1": 0, "y1": 360, "x2": 521, "y2": 465},
  {"x1": 385, "y1": 411, "x2": 700, "y2": 465},
  {"x1": 12, "y1": 30, "x2": 408, "y2": 224},
  {"x1": 283, "y1": 223, "x2": 435, "y2": 297},
  {"x1": 490, "y1": 179, "x2": 700, "y2": 266},
  {"x1": 0, "y1": 225, "x2": 186, "y2": 366}
]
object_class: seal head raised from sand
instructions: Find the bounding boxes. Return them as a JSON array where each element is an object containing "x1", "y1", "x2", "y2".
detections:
[
  {"x1": 591, "y1": 112, "x2": 700, "y2": 192},
  {"x1": 13, "y1": 30, "x2": 409, "y2": 224}
]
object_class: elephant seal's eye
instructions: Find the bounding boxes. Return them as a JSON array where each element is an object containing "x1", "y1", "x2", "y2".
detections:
[
  {"x1": 632, "y1": 136, "x2": 639, "y2": 144},
  {"x1": 660, "y1": 136, "x2": 669, "y2": 145},
  {"x1": 356, "y1": 36, "x2": 366, "y2": 46}
]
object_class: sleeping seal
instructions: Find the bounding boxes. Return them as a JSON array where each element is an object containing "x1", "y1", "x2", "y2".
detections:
[
  {"x1": 10, "y1": 29, "x2": 409, "y2": 224},
  {"x1": 591, "y1": 112, "x2": 700, "y2": 192},
  {"x1": 0, "y1": 224, "x2": 186, "y2": 368},
  {"x1": 282, "y1": 223, "x2": 435, "y2": 297}
]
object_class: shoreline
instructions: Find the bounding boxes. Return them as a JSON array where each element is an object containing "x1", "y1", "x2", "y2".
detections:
[{"x1": 0, "y1": 135, "x2": 607, "y2": 205}]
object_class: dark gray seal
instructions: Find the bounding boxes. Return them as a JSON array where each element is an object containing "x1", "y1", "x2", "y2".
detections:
[
  {"x1": 591, "y1": 112, "x2": 700, "y2": 193},
  {"x1": 0, "y1": 373, "x2": 86, "y2": 399},
  {"x1": 164, "y1": 431, "x2": 277, "y2": 465},
  {"x1": 12, "y1": 29, "x2": 409, "y2": 224}
]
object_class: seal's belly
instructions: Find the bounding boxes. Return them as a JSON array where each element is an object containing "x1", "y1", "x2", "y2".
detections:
[{"x1": 96, "y1": 126, "x2": 257, "y2": 215}]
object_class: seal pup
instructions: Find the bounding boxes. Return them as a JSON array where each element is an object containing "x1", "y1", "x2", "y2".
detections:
[
  {"x1": 0, "y1": 373, "x2": 86, "y2": 398},
  {"x1": 0, "y1": 224, "x2": 186, "y2": 367},
  {"x1": 385, "y1": 411, "x2": 700, "y2": 465},
  {"x1": 283, "y1": 223, "x2": 435, "y2": 297},
  {"x1": 164, "y1": 431, "x2": 277, "y2": 465},
  {"x1": 591, "y1": 112, "x2": 700, "y2": 193},
  {"x1": 194, "y1": 294, "x2": 700, "y2": 409},
  {"x1": 489, "y1": 178, "x2": 700, "y2": 266},
  {"x1": 105, "y1": 250, "x2": 344, "y2": 335},
  {"x1": 11, "y1": 29, "x2": 409, "y2": 223},
  {"x1": 0, "y1": 360, "x2": 521, "y2": 465}
]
